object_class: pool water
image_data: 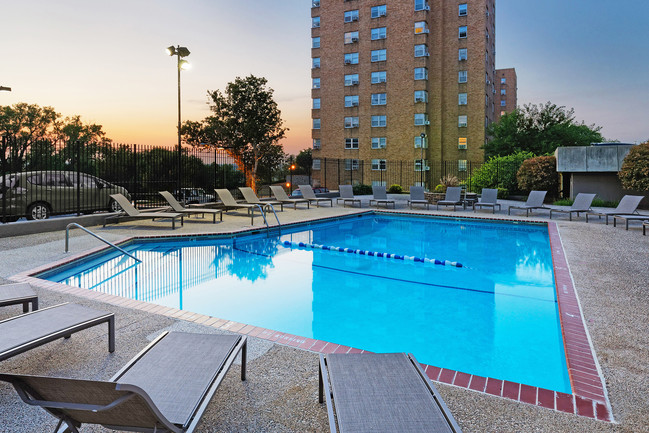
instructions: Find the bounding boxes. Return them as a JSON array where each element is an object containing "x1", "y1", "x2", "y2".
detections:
[{"x1": 43, "y1": 213, "x2": 571, "y2": 393}]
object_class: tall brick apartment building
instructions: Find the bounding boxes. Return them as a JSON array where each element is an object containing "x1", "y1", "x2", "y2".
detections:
[
  {"x1": 495, "y1": 67, "x2": 517, "y2": 122},
  {"x1": 310, "y1": 0, "x2": 496, "y2": 188}
]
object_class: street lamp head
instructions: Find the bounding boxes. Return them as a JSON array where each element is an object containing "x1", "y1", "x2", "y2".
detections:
[
  {"x1": 179, "y1": 59, "x2": 191, "y2": 70},
  {"x1": 290, "y1": 165, "x2": 296, "y2": 170},
  {"x1": 420, "y1": 132, "x2": 426, "y2": 139},
  {"x1": 177, "y1": 46, "x2": 191, "y2": 57},
  {"x1": 166, "y1": 46, "x2": 176, "y2": 56}
]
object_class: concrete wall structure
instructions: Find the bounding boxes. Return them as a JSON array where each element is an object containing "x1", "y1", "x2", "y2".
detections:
[{"x1": 495, "y1": 67, "x2": 516, "y2": 122}]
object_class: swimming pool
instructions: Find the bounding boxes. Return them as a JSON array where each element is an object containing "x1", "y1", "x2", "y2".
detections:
[{"x1": 41, "y1": 213, "x2": 571, "y2": 393}]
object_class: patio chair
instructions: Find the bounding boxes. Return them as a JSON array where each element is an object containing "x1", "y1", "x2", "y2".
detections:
[
  {"x1": 436, "y1": 187, "x2": 464, "y2": 211},
  {"x1": 407, "y1": 186, "x2": 429, "y2": 210},
  {"x1": 0, "y1": 282, "x2": 38, "y2": 313},
  {"x1": 370, "y1": 186, "x2": 396, "y2": 209},
  {"x1": 0, "y1": 332, "x2": 246, "y2": 433},
  {"x1": 472, "y1": 188, "x2": 501, "y2": 214},
  {"x1": 269, "y1": 185, "x2": 310, "y2": 209},
  {"x1": 585, "y1": 195, "x2": 644, "y2": 225},
  {"x1": 238, "y1": 187, "x2": 284, "y2": 212},
  {"x1": 549, "y1": 193, "x2": 596, "y2": 221},
  {"x1": 507, "y1": 191, "x2": 548, "y2": 217},
  {"x1": 299, "y1": 185, "x2": 333, "y2": 207},
  {"x1": 214, "y1": 189, "x2": 258, "y2": 225},
  {"x1": 613, "y1": 214, "x2": 649, "y2": 230},
  {"x1": 337, "y1": 185, "x2": 362, "y2": 208},
  {"x1": 644, "y1": 221, "x2": 649, "y2": 236},
  {"x1": 105, "y1": 194, "x2": 184, "y2": 229},
  {"x1": 0, "y1": 303, "x2": 115, "y2": 361},
  {"x1": 319, "y1": 353, "x2": 462, "y2": 433},
  {"x1": 159, "y1": 191, "x2": 223, "y2": 223}
]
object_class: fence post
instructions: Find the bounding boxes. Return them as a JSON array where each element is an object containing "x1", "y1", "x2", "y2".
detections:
[
  {"x1": 132, "y1": 144, "x2": 138, "y2": 203},
  {"x1": 76, "y1": 140, "x2": 82, "y2": 216},
  {"x1": 1, "y1": 136, "x2": 6, "y2": 223}
]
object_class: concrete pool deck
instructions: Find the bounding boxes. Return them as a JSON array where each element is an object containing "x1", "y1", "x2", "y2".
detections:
[{"x1": 1, "y1": 197, "x2": 648, "y2": 432}]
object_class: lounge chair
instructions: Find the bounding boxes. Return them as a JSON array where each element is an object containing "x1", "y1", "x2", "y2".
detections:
[
  {"x1": 337, "y1": 185, "x2": 362, "y2": 208},
  {"x1": 319, "y1": 353, "x2": 462, "y2": 433},
  {"x1": 239, "y1": 187, "x2": 284, "y2": 212},
  {"x1": 105, "y1": 194, "x2": 184, "y2": 229},
  {"x1": 270, "y1": 185, "x2": 310, "y2": 209},
  {"x1": 407, "y1": 186, "x2": 429, "y2": 210},
  {"x1": 0, "y1": 332, "x2": 246, "y2": 433},
  {"x1": 508, "y1": 190, "x2": 548, "y2": 216},
  {"x1": 549, "y1": 193, "x2": 596, "y2": 221},
  {"x1": 436, "y1": 187, "x2": 464, "y2": 211},
  {"x1": 585, "y1": 195, "x2": 644, "y2": 225},
  {"x1": 159, "y1": 191, "x2": 223, "y2": 223},
  {"x1": 214, "y1": 189, "x2": 258, "y2": 224},
  {"x1": 0, "y1": 282, "x2": 38, "y2": 313},
  {"x1": 613, "y1": 214, "x2": 649, "y2": 230},
  {"x1": 299, "y1": 185, "x2": 333, "y2": 207},
  {"x1": 0, "y1": 303, "x2": 115, "y2": 361},
  {"x1": 472, "y1": 188, "x2": 501, "y2": 213},
  {"x1": 370, "y1": 186, "x2": 396, "y2": 209},
  {"x1": 644, "y1": 221, "x2": 649, "y2": 235}
]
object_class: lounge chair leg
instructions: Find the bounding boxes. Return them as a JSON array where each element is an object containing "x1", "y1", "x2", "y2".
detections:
[
  {"x1": 318, "y1": 362, "x2": 324, "y2": 404},
  {"x1": 108, "y1": 316, "x2": 115, "y2": 353},
  {"x1": 241, "y1": 339, "x2": 247, "y2": 381}
]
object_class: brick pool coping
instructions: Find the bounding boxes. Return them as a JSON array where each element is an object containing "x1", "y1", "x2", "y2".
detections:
[{"x1": 10, "y1": 213, "x2": 612, "y2": 422}]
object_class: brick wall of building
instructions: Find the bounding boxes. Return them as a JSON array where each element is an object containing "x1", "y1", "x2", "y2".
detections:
[{"x1": 495, "y1": 67, "x2": 517, "y2": 122}]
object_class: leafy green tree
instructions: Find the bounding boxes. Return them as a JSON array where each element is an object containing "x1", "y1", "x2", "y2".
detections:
[
  {"x1": 619, "y1": 140, "x2": 649, "y2": 191},
  {"x1": 484, "y1": 102, "x2": 603, "y2": 158},
  {"x1": 295, "y1": 148, "x2": 312, "y2": 176},
  {"x1": 467, "y1": 151, "x2": 535, "y2": 195},
  {"x1": 516, "y1": 155, "x2": 560, "y2": 198}
]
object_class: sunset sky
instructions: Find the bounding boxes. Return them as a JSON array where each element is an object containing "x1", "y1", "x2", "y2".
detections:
[{"x1": 2, "y1": 0, "x2": 648, "y2": 155}]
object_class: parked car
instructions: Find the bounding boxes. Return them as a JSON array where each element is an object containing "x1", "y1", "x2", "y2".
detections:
[
  {"x1": 173, "y1": 188, "x2": 215, "y2": 204},
  {"x1": 0, "y1": 171, "x2": 130, "y2": 221},
  {"x1": 290, "y1": 187, "x2": 329, "y2": 197}
]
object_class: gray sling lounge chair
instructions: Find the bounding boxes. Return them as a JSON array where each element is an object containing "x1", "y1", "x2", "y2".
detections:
[
  {"x1": 472, "y1": 188, "x2": 501, "y2": 213},
  {"x1": 337, "y1": 185, "x2": 362, "y2": 208},
  {"x1": 437, "y1": 187, "x2": 464, "y2": 211},
  {"x1": 299, "y1": 185, "x2": 333, "y2": 207},
  {"x1": 0, "y1": 332, "x2": 246, "y2": 433},
  {"x1": 585, "y1": 195, "x2": 644, "y2": 225},
  {"x1": 239, "y1": 187, "x2": 284, "y2": 211},
  {"x1": 508, "y1": 190, "x2": 548, "y2": 216},
  {"x1": 0, "y1": 282, "x2": 38, "y2": 313},
  {"x1": 407, "y1": 186, "x2": 429, "y2": 210},
  {"x1": 214, "y1": 189, "x2": 258, "y2": 224},
  {"x1": 370, "y1": 185, "x2": 396, "y2": 209},
  {"x1": 270, "y1": 185, "x2": 310, "y2": 209},
  {"x1": 0, "y1": 303, "x2": 114, "y2": 361},
  {"x1": 549, "y1": 193, "x2": 596, "y2": 221},
  {"x1": 613, "y1": 214, "x2": 649, "y2": 230},
  {"x1": 159, "y1": 191, "x2": 223, "y2": 223},
  {"x1": 105, "y1": 194, "x2": 184, "y2": 229},
  {"x1": 319, "y1": 353, "x2": 462, "y2": 433}
]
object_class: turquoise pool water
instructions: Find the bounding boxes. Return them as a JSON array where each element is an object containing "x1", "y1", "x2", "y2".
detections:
[{"x1": 42, "y1": 213, "x2": 571, "y2": 393}]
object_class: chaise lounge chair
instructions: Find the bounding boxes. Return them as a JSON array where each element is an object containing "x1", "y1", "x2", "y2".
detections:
[
  {"x1": 612, "y1": 214, "x2": 649, "y2": 230},
  {"x1": 239, "y1": 187, "x2": 284, "y2": 212},
  {"x1": 508, "y1": 190, "x2": 548, "y2": 217},
  {"x1": 437, "y1": 187, "x2": 464, "y2": 211},
  {"x1": 0, "y1": 331, "x2": 246, "y2": 433},
  {"x1": 370, "y1": 185, "x2": 396, "y2": 209},
  {"x1": 105, "y1": 194, "x2": 184, "y2": 229},
  {"x1": 472, "y1": 188, "x2": 501, "y2": 213},
  {"x1": 585, "y1": 195, "x2": 644, "y2": 225},
  {"x1": 159, "y1": 191, "x2": 223, "y2": 223},
  {"x1": 407, "y1": 186, "x2": 429, "y2": 210},
  {"x1": 270, "y1": 185, "x2": 310, "y2": 209},
  {"x1": 214, "y1": 189, "x2": 258, "y2": 224},
  {"x1": 337, "y1": 185, "x2": 362, "y2": 208},
  {"x1": 319, "y1": 353, "x2": 462, "y2": 433},
  {"x1": 0, "y1": 303, "x2": 115, "y2": 361},
  {"x1": 644, "y1": 221, "x2": 649, "y2": 236},
  {"x1": 299, "y1": 185, "x2": 333, "y2": 207},
  {"x1": 0, "y1": 282, "x2": 38, "y2": 313},
  {"x1": 549, "y1": 193, "x2": 596, "y2": 221}
]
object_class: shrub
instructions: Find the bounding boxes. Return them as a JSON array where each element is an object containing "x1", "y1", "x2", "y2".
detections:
[
  {"x1": 618, "y1": 140, "x2": 649, "y2": 191},
  {"x1": 497, "y1": 187, "x2": 509, "y2": 199},
  {"x1": 388, "y1": 184, "x2": 403, "y2": 194},
  {"x1": 516, "y1": 155, "x2": 559, "y2": 198},
  {"x1": 466, "y1": 151, "x2": 535, "y2": 194},
  {"x1": 353, "y1": 184, "x2": 373, "y2": 195},
  {"x1": 434, "y1": 184, "x2": 446, "y2": 193},
  {"x1": 440, "y1": 175, "x2": 459, "y2": 187}
]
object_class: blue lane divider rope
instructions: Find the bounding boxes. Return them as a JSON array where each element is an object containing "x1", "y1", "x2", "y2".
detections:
[{"x1": 282, "y1": 240, "x2": 463, "y2": 268}]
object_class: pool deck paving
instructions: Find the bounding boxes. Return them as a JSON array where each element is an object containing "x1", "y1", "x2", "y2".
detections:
[{"x1": 0, "y1": 195, "x2": 648, "y2": 432}]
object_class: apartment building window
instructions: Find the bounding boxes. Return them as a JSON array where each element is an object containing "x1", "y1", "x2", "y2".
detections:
[
  {"x1": 414, "y1": 159, "x2": 428, "y2": 172},
  {"x1": 312, "y1": 17, "x2": 320, "y2": 28},
  {"x1": 344, "y1": 10, "x2": 359, "y2": 22},
  {"x1": 501, "y1": 88, "x2": 506, "y2": 95},
  {"x1": 371, "y1": 115, "x2": 387, "y2": 127},
  {"x1": 312, "y1": 57, "x2": 320, "y2": 68},
  {"x1": 501, "y1": 100, "x2": 507, "y2": 106},
  {"x1": 371, "y1": 71, "x2": 387, "y2": 84},
  {"x1": 501, "y1": 77, "x2": 507, "y2": 84},
  {"x1": 312, "y1": 78, "x2": 320, "y2": 89},
  {"x1": 458, "y1": 3, "x2": 467, "y2": 16},
  {"x1": 371, "y1": 5, "x2": 387, "y2": 18},
  {"x1": 414, "y1": 0, "x2": 429, "y2": 11},
  {"x1": 458, "y1": 92, "x2": 468, "y2": 105},
  {"x1": 371, "y1": 93, "x2": 387, "y2": 105},
  {"x1": 458, "y1": 137, "x2": 467, "y2": 149},
  {"x1": 458, "y1": 115, "x2": 467, "y2": 127},
  {"x1": 345, "y1": 159, "x2": 360, "y2": 171},
  {"x1": 371, "y1": 27, "x2": 387, "y2": 40},
  {"x1": 414, "y1": 136, "x2": 428, "y2": 148},
  {"x1": 312, "y1": 159, "x2": 321, "y2": 170},
  {"x1": 313, "y1": 98, "x2": 321, "y2": 109},
  {"x1": 344, "y1": 31, "x2": 359, "y2": 44},
  {"x1": 459, "y1": 26, "x2": 467, "y2": 38},
  {"x1": 458, "y1": 70, "x2": 467, "y2": 83},
  {"x1": 414, "y1": 90, "x2": 428, "y2": 103},
  {"x1": 414, "y1": 21, "x2": 429, "y2": 34},
  {"x1": 312, "y1": 0, "x2": 320, "y2": 8},
  {"x1": 344, "y1": 74, "x2": 359, "y2": 86},
  {"x1": 344, "y1": 95, "x2": 359, "y2": 107},
  {"x1": 313, "y1": 118, "x2": 321, "y2": 129},
  {"x1": 414, "y1": 113, "x2": 428, "y2": 125},
  {"x1": 344, "y1": 116, "x2": 359, "y2": 128},
  {"x1": 345, "y1": 138, "x2": 359, "y2": 149},
  {"x1": 344, "y1": 53, "x2": 359, "y2": 64},
  {"x1": 458, "y1": 160, "x2": 468, "y2": 172},
  {"x1": 371, "y1": 137, "x2": 387, "y2": 149},
  {"x1": 458, "y1": 48, "x2": 467, "y2": 61},
  {"x1": 313, "y1": 139, "x2": 321, "y2": 150},
  {"x1": 372, "y1": 159, "x2": 387, "y2": 171},
  {"x1": 414, "y1": 44, "x2": 429, "y2": 57},
  {"x1": 371, "y1": 49, "x2": 387, "y2": 62},
  {"x1": 312, "y1": 37, "x2": 320, "y2": 48},
  {"x1": 414, "y1": 67, "x2": 428, "y2": 80}
]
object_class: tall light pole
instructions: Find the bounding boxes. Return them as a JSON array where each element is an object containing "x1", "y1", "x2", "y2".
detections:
[
  {"x1": 0, "y1": 86, "x2": 11, "y2": 92},
  {"x1": 420, "y1": 132, "x2": 426, "y2": 187},
  {"x1": 166, "y1": 45, "x2": 190, "y2": 195}
]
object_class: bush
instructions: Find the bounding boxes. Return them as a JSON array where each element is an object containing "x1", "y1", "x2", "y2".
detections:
[
  {"x1": 388, "y1": 184, "x2": 403, "y2": 194},
  {"x1": 353, "y1": 184, "x2": 373, "y2": 195},
  {"x1": 554, "y1": 197, "x2": 618, "y2": 208},
  {"x1": 497, "y1": 188, "x2": 509, "y2": 199},
  {"x1": 434, "y1": 184, "x2": 446, "y2": 193},
  {"x1": 619, "y1": 140, "x2": 649, "y2": 191},
  {"x1": 516, "y1": 155, "x2": 559, "y2": 198},
  {"x1": 440, "y1": 175, "x2": 459, "y2": 187},
  {"x1": 466, "y1": 151, "x2": 535, "y2": 194}
]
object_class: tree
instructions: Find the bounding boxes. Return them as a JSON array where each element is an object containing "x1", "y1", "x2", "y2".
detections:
[
  {"x1": 295, "y1": 148, "x2": 312, "y2": 176},
  {"x1": 619, "y1": 140, "x2": 649, "y2": 191},
  {"x1": 484, "y1": 102, "x2": 603, "y2": 158},
  {"x1": 182, "y1": 75, "x2": 287, "y2": 191},
  {"x1": 516, "y1": 155, "x2": 560, "y2": 198}
]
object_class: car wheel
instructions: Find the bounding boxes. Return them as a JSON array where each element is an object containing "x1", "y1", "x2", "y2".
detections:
[
  {"x1": 27, "y1": 202, "x2": 50, "y2": 220},
  {"x1": 108, "y1": 199, "x2": 122, "y2": 213}
]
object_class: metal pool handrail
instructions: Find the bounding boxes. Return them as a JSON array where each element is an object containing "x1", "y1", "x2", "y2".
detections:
[
  {"x1": 253, "y1": 203, "x2": 281, "y2": 235},
  {"x1": 65, "y1": 223, "x2": 142, "y2": 263}
]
